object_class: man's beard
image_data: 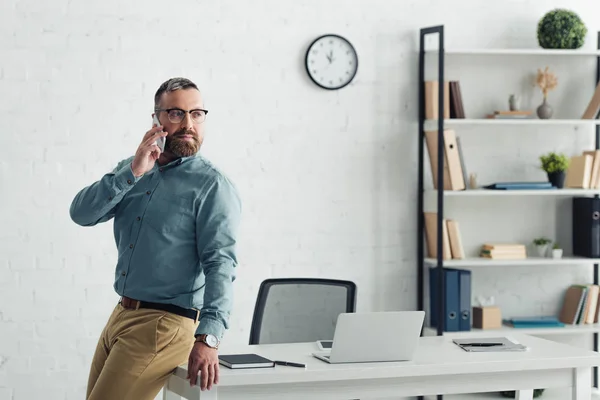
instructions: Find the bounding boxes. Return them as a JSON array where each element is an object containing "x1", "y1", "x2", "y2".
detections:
[{"x1": 165, "y1": 128, "x2": 202, "y2": 157}]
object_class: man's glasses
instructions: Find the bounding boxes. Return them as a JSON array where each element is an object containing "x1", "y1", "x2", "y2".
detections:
[{"x1": 155, "y1": 108, "x2": 208, "y2": 124}]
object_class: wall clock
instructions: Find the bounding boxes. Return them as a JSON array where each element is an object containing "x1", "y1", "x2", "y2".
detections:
[{"x1": 305, "y1": 34, "x2": 358, "y2": 90}]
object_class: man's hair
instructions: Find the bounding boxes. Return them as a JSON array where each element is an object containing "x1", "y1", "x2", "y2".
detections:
[{"x1": 154, "y1": 77, "x2": 199, "y2": 109}]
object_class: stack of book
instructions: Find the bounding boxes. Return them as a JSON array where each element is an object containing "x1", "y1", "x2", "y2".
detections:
[
  {"x1": 485, "y1": 110, "x2": 533, "y2": 119},
  {"x1": 558, "y1": 284, "x2": 600, "y2": 325},
  {"x1": 479, "y1": 243, "x2": 526, "y2": 260}
]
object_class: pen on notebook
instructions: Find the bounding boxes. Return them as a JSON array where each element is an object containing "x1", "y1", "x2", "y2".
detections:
[
  {"x1": 462, "y1": 343, "x2": 504, "y2": 347},
  {"x1": 274, "y1": 360, "x2": 306, "y2": 368}
]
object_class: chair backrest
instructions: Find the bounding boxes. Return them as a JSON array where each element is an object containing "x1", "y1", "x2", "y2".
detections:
[{"x1": 248, "y1": 278, "x2": 357, "y2": 345}]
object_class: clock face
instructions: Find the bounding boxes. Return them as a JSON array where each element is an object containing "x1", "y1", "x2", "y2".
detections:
[{"x1": 305, "y1": 34, "x2": 358, "y2": 90}]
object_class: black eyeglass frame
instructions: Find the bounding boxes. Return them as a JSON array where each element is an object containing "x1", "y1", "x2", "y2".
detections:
[{"x1": 154, "y1": 107, "x2": 209, "y2": 123}]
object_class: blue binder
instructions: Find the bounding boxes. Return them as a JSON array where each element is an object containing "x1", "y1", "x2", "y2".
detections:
[{"x1": 429, "y1": 267, "x2": 461, "y2": 332}]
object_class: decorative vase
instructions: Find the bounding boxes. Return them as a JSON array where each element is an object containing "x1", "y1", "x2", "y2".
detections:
[
  {"x1": 509, "y1": 94, "x2": 521, "y2": 111},
  {"x1": 535, "y1": 244, "x2": 549, "y2": 257},
  {"x1": 547, "y1": 171, "x2": 565, "y2": 188},
  {"x1": 537, "y1": 98, "x2": 553, "y2": 119},
  {"x1": 552, "y1": 248, "x2": 563, "y2": 259}
]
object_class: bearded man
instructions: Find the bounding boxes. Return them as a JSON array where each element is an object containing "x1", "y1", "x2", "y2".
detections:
[{"x1": 70, "y1": 77, "x2": 241, "y2": 400}]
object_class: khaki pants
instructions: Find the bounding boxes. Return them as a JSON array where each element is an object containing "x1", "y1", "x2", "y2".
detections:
[{"x1": 86, "y1": 303, "x2": 198, "y2": 400}]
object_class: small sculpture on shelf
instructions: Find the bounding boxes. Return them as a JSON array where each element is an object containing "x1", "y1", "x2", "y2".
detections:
[
  {"x1": 508, "y1": 94, "x2": 521, "y2": 111},
  {"x1": 539, "y1": 151, "x2": 569, "y2": 188},
  {"x1": 534, "y1": 66, "x2": 558, "y2": 119},
  {"x1": 532, "y1": 237, "x2": 552, "y2": 257}
]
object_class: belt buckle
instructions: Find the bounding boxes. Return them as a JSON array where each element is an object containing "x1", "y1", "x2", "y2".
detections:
[
  {"x1": 194, "y1": 309, "x2": 199, "y2": 323},
  {"x1": 134, "y1": 300, "x2": 141, "y2": 310}
]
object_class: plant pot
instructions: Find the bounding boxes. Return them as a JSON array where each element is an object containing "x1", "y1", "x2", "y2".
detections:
[
  {"x1": 547, "y1": 171, "x2": 566, "y2": 188},
  {"x1": 500, "y1": 389, "x2": 545, "y2": 398},
  {"x1": 535, "y1": 244, "x2": 549, "y2": 257},
  {"x1": 552, "y1": 249, "x2": 563, "y2": 259},
  {"x1": 537, "y1": 98, "x2": 553, "y2": 119}
]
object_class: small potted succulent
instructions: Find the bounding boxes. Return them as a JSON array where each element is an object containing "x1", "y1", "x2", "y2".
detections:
[
  {"x1": 552, "y1": 242, "x2": 563, "y2": 259},
  {"x1": 539, "y1": 152, "x2": 569, "y2": 188},
  {"x1": 533, "y1": 237, "x2": 552, "y2": 257},
  {"x1": 500, "y1": 389, "x2": 545, "y2": 398}
]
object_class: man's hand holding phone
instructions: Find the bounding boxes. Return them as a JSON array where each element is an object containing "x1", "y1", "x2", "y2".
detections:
[{"x1": 131, "y1": 125, "x2": 167, "y2": 178}]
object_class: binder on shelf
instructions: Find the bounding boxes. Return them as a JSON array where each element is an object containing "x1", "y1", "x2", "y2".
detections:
[
  {"x1": 458, "y1": 269, "x2": 471, "y2": 331},
  {"x1": 572, "y1": 197, "x2": 600, "y2": 258},
  {"x1": 429, "y1": 267, "x2": 470, "y2": 332},
  {"x1": 446, "y1": 219, "x2": 465, "y2": 259},
  {"x1": 424, "y1": 129, "x2": 466, "y2": 191}
]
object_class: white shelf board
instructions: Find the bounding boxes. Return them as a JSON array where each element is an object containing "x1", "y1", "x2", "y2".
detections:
[
  {"x1": 424, "y1": 256, "x2": 600, "y2": 267},
  {"x1": 425, "y1": 118, "x2": 600, "y2": 125},
  {"x1": 425, "y1": 188, "x2": 600, "y2": 197},
  {"x1": 425, "y1": 48, "x2": 600, "y2": 56},
  {"x1": 423, "y1": 323, "x2": 600, "y2": 337}
]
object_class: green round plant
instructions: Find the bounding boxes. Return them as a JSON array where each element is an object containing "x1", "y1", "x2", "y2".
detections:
[
  {"x1": 537, "y1": 9, "x2": 587, "y2": 49},
  {"x1": 539, "y1": 152, "x2": 569, "y2": 173}
]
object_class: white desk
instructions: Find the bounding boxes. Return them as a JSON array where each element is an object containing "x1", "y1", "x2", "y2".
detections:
[{"x1": 164, "y1": 333, "x2": 600, "y2": 400}]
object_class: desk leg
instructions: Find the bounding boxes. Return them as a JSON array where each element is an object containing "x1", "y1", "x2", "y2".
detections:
[
  {"x1": 515, "y1": 389, "x2": 533, "y2": 400},
  {"x1": 163, "y1": 388, "x2": 182, "y2": 400},
  {"x1": 572, "y1": 367, "x2": 592, "y2": 400}
]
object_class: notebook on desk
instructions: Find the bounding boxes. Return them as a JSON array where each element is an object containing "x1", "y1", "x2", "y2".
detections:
[
  {"x1": 218, "y1": 354, "x2": 275, "y2": 369},
  {"x1": 453, "y1": 337, "x2": 529, "y2": 352}
]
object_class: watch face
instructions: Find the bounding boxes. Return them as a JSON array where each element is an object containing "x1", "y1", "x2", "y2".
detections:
[
  {"x1": 206, "y1": 334, "x2": 219, "y2": 347},
  {"x1": 305, "y1": 34, "x2": 358, "y2": 90}
]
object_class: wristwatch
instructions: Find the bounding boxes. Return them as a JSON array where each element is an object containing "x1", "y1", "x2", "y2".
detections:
[{"x1": 195, "y1": 334, "x2": 220, "y2": 349}]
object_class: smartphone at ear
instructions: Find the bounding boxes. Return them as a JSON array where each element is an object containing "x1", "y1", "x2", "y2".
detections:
[{"x1": 153, "y1": 115, "x2": 166, "y2": 152}]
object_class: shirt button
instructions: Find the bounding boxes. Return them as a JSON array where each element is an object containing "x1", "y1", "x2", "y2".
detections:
[
  {"x1": 108, "y1": 196, "x2": 113, "y2": 200},
  {"x1": 121, "y1": 271, "x2": 126, "y2": 276},
  {"x1": 127, "y1": 179, "x2": 132, "y2": 184},
  {"x1": 137, "y1": 216, "x2": 141, "y2": 221},
  {"x1": 129, "y1": 244, "x2": 133, "y2": 249},
  {"x1": 146, "y1": 191, "x2": 151, "y2": 195},
  {"x1": 159, "y1": 168, "x2": 164, "y2": 172}
]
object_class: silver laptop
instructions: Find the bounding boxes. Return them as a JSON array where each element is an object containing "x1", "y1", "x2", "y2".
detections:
[{"x1": 312, "y1": 311, "x2": 425, "y2": 364}]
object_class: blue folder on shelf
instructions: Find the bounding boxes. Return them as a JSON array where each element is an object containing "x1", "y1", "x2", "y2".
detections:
[
  {"x1": 483, "y1": 182, "x2": 555, "y2": 190},
  {"x1": 503, "y1": 316, "x2": 565, "y2": 328},
  {"x1": 430, "y1": 268, "x2": 471, "y2": 332}
]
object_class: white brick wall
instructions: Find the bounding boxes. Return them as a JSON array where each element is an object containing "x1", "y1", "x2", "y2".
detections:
[{"x1": 1, "y1": 1, "x2": 600, "y2": 399}]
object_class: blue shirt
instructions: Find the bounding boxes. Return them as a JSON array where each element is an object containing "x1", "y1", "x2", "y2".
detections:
[{"x1": 69, "y1": 154, "x2": 241, "y2": 339}]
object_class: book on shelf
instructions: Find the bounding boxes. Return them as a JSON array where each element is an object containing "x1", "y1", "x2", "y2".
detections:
[
  {"x1": 483, "y1": 182, "x2": 554, "y2": 191},
  {"x1": 486, "y1": 110, "x2": 533, "y2": 119},
  {"x1": 424, "y1": 129, "x2": 466, "y2": 190},
  {"x1": 424, "y1": 212, "x2": 465, "y2": 260},
  {"x1": 424, "y1": 80, "x2": 465, "y2": 119},
  {"x1": 565, "y1": 153, "x2": 594, "y2": 189},
  {"x1": 479, "y1": 243, "x2": 526, "y2": 259},
  {"x1": 503, "y1": 316, "x2": 564, "y2": 328},
  {"x1": 558, "y1": 284, "x2": 600, "y2": 325}
]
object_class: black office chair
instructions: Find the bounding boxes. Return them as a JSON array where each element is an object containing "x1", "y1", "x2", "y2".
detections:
[{"x1": 248, "y1": 278, "x2": 357, "y2": 345}]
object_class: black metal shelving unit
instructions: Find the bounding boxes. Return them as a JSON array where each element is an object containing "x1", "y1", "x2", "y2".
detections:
[{"x1": 417, "y1": 25, "x2": 600, "y2": 399}]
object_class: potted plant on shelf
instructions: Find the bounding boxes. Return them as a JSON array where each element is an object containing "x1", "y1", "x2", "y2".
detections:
[
  {"x1": 552, "y1": 242, "x2": 563, "y2": 259},
  {"x1": 533, "y1": 237, "x2": 552, "y2": 257},
  {"x1": 537, "y1": 8, "x2": 587, "y2": 50},
  {"x1": 534, "y1": 66, "x2": 558, "y2": 119},
  {"x1": 539, "y1": 152, "x2": 569, "y2": 188},
  {"x1": 500, "y1": 389, "x2": 545, "y2": 398}
]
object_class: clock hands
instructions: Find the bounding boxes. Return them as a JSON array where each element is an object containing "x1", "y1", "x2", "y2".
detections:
[{"x1": 326, "y1": 50, "x2": 335, "y2": 64}]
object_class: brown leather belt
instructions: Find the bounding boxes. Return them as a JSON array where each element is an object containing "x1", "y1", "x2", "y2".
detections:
[{"x1": 120, "y1": 296, "x2": 199, "y2": 322}]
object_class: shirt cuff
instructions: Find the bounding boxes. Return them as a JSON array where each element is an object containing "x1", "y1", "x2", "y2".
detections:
[
  {"x1": 195, "y1": 316, "x2": 225, "y2": 339},
  {"x1": 112, "y1": 162, "x2": 139, "y2": 190}
]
